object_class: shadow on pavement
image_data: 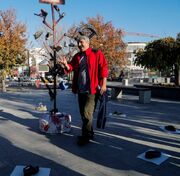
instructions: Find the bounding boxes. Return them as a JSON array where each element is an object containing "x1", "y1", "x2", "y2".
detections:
[
  {"x1": 0, "y1": 136, "x2": 85, "y2": 176},
  {"x1": 0, "y1": 90, "x2": 179, "y2": 176}
]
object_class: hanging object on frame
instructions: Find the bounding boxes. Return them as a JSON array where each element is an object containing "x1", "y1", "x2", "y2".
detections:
[{"x1": 39, "y1": 0, "x2": 65, "y2": 4}]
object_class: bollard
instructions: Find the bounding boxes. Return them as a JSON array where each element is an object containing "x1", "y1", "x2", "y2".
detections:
[{"x1": 122, "y1": 79, "x2": 128, "y2": 86}]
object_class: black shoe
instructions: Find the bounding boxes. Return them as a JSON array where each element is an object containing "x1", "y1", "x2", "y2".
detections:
[
  {"x1": 77, "y1": 136, "x2": 89, "y2": 146},
  {"x1": 165, "y1": 125, "x2": 176, "y2": 131},
  {"x1": 90, "y1": 131, "x2": 94, "y2": 140},
  {"x1": 78, "y1": 134, "x2": 94, "y2": 140},
  {"x1": 23, "y1": 165, "x2": 39, "y2": 176},
  {"x1": 89, "y1": 134, "x2": 94, "y2": 140},
  {"x1": 145, "y1": 150, "x2": 161, "y2": 159}
]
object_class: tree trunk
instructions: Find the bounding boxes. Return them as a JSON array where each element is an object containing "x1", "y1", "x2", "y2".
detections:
[
  {"x1": 174, "y1": 64, "x2": 180, "y2": 86},
  {"x1": 0, "y1": 70, "x2": 7, "y2": 92},
  {"x1": 2, "y1": 79, "x2": 6, "y2": 92}
]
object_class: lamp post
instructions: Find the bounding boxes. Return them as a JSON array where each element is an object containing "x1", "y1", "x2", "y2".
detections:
[{"x1": 25, "y1": 49, "x2": 31, "y2": 77}]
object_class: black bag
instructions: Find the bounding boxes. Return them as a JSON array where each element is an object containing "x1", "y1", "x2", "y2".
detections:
[{"x1": 96, "y1": 93, "x2": 108, "y2": 129}]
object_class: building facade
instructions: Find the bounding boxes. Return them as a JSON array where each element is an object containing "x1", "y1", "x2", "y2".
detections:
[{"x1": 125, "y1": 42, "x2": 147, "y2": 78}]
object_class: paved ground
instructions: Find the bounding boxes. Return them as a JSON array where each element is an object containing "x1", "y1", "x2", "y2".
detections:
[{"x1": 0, "y1": 87, "x2": 180, "y2": 176}]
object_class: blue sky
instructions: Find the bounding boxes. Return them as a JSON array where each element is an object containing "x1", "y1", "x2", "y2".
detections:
[{"x1": 1, "y1": 0, "x2": 180, "y2": 46}]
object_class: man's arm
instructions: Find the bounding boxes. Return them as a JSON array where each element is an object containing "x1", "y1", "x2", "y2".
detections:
[
  {"x1": 98, "y1": 50, "x2": 108, "y2": 95},
  {"x1": 100, "y1": 77, "x2": 107, "y2": 95}
]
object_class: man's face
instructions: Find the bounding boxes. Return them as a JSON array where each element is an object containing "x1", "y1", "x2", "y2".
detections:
[{"x1": 78, "y1": 39, "x2": 89, "y2": 52}]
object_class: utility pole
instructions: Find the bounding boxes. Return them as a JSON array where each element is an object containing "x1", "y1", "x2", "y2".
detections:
[{"x1": 25, "y1": 49, "x2": 31, "y2": 77}]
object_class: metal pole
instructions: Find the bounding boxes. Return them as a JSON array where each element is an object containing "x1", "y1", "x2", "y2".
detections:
[
  {"x1": 27, "y1": 50, "x2": 31, "y2": 77},
  {"x1": 51, "y1": 4, "x2": 58, "y2": 113}
]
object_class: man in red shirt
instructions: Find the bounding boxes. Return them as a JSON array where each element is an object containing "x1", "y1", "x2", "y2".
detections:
[{"x1": 59, "y1": 35, "x2": 108, "y2": 146}]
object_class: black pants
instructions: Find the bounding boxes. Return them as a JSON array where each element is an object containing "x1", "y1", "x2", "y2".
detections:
[{"x1": 78, "y1": 93, "x2": 98, "y2": 138}]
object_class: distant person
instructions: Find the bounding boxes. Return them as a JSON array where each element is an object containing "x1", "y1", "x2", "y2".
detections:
[
  {"x1": 59, "y1": 35, "x2": 108, "y2": 146},
  {"x1": 118, "y1": 70, "x2": 125, "y2": 82},
  {"x1": 18, "y1": 77, "x2": 21, "y2": 87}
]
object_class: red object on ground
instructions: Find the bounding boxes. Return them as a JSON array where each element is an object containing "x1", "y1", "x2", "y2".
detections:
[{"x1": 36, "y1": 79, "x2": 40, "y2": 88}]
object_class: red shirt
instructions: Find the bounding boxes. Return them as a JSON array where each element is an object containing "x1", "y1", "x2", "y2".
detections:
[{"x1": 66, "y1": 47, "x2": 108, "y2": 94}]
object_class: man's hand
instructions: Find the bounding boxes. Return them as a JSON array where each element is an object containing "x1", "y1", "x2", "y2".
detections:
[
  {"x1": 100, "y1": 77, "x2": 107, "y2": 95},
  {"x1": 100, "y1": 84, "x2": 107, "y2": 95},
  {"x1": 58, "y1": 56, "x2": 69, "y2": 70}
]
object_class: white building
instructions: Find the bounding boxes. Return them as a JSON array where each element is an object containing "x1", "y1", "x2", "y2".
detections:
[
  {"x1": 29, "y1": 48, "x2": 47, "y2": 65},
  {"x1": 125, "y1": 42, "x2": 147, "y2": 78},
  {"x1": 28, "y1": 48, "x2": 49, "y2": 77},
  {"x1": 125, "y1": 42, "x2": 146, "y2": 70}
]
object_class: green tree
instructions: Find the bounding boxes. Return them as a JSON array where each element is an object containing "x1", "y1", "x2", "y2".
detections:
[
  {"x1": 135, "y1": 36, "x2": 180, "y2": 85},
  {"x1": 0, "y1": 9, "x2": 27, "y2": 91}
]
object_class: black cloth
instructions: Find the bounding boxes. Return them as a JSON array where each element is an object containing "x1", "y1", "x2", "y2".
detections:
[{"x1": 96, "y1": 92, "x2": 108, "y2": 129}]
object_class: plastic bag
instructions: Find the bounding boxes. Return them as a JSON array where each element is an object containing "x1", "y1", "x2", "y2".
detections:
[{"x1": 39, "y1": 112, "x2": 71, "y2": 134}]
